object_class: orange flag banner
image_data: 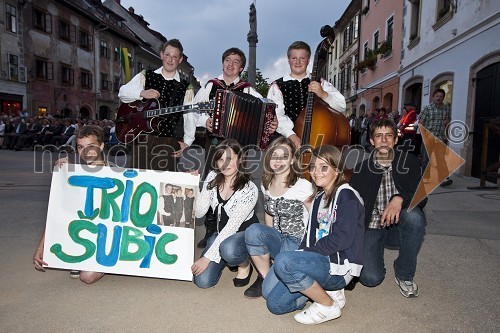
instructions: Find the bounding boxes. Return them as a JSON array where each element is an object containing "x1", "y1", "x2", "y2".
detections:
[{"x1": 409, "y1": 125, "x2": 465, "y2": 209}]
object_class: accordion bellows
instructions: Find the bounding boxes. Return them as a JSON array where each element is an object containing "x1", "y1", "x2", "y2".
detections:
[{"x1": 212, "y1": 90, "x2": 276, "y2": 150}]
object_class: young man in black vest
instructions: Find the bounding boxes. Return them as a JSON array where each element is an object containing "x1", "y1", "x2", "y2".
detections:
[
  {"x1": 118, "y1": 39, "x2": 194, "y2": 171},
  {"x1": 267, "y1": 41, "x2": 346, "y2": 149}
]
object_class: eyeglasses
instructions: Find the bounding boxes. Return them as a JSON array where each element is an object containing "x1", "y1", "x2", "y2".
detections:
[{"x1": 309, "y1": 164, "x2": 330, "y2": 173}]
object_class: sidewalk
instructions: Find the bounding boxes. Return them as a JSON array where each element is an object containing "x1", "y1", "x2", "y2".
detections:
[{"x1": 0, "y1": 149, "x2": 498, "y2": 332}]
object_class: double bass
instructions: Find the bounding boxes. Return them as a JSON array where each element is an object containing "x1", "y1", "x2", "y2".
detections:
[{"x1": 294, "y1": 25, "x2": 351, "y2": 149}]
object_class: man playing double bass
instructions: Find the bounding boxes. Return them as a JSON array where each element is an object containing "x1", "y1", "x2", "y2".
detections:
[{"x1": 267, "y1": 41, "x2": 346, "y2": 148}]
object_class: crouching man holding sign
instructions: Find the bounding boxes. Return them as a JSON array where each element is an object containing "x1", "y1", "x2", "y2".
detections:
[
  {"x1": 33, "y1": 125, "x2": 108, "y2": 283},
  {"x1": 33, "y1": 125, "x2": 199, "y2": 283}
]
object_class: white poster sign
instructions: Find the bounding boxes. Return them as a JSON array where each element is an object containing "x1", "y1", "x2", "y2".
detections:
[{"x1": 43, "y1": 164, "x2": 199, "y2": 281}]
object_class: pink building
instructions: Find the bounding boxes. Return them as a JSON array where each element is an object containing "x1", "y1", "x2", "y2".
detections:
[{"x1": 356, "y1": 0, "x2": 404, "y2": 116}]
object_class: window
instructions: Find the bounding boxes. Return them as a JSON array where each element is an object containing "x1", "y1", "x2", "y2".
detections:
[
  {"x1": 353, "y1": 56, "x2": 358, "y2": 85},
  {"x1": 8, "y1": 54, "x2": 18, "y2": 80},
  {"x1": 61, "y1": 65, "x2": 74, "y2": 85},
  {"x1": 36, "y1": 59, "x2": 53, "y2": 80},
  {"x1": 38, "y1": 107, "x2": 47, "y2": 117},
  {"x1": 114, "y1": 47, "x2": 120, "y2": 61},
  {"x1": 100, "y1": 41, "x2": 110, "y2": 59},
  {"x1": 373, "y1": 30, "x2": 379, "y2": 50},
  {"x1": 58, "y1": 20, "x2": 75, "y2": 42},
  {"x1": 346, "y1": 65, "x2": 352, "y2": 90},
  {"x1": 79, "y1": 30, "x2": 92, "y2": 51},
  {"x1": 6, "y1": 3, "x2": 17, "y2": 33},
  {"x1": 433, "y1": 0, "x2": 453, "y2": 30},
  {"x1": 348, "y1": 21, "x2": 354, "y2": 45},
  {"x1": 354, "y1": 14, "x2": 359, "y2": 40},
  {"x1": 101, "y1": 73, "x2": 111, "y2": 91},
  {"x1": 387, "y1": 16, "x2": 394, "y2": 43},
  {"x1": 409, "y1": 0, "x2": 421, "y2": 45},
  {"x1": 113, "y1": 76, "x2": 120, "y2": 92},
  {"x1": 437, "y1": 0, "x2": 452, "y2": 20},
  {"x1": 379, "y1": 16, "x2": 394, "y2": 57},
  {"x1": 363, "y1": 42, "x2": 369, "y2": 60},
  {"x1": 362, "y1": 0, "x2": 370, "y2": 15},
  {"x1": 343, "y1": 24, "x2": 351, "y2": 51},
  {"x1": 81, "y1": 71, "x2": 92, "y2": 90},
  {"x1": 340, "y1": 67, "x2": 347, "y2": 94},
  {"x1": 33, "y1": 8, "x2": 52, "y2": 34}
]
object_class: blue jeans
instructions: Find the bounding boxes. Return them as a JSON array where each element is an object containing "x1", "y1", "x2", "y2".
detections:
[
  {"x1": 265, "y1": 250, "x2": 347, "y2": 315},
  {"x1": 245, "y1": 223, "x2": 301, "y2": 257},
  {"x1": 360, "y1": 207, "x2": 426, "y2": 286},
  {"x1": 245, "y1": 223, "x2": 302, "y2": 296},
  {"x1": 193, "y1": 231, "x2": 248, "y2": 288}
]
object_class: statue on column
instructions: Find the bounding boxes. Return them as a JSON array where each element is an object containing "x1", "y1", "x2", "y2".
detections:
[
  {"x1": 247, "y1": 3, "x2": 258, "y2": 85},
  {"x1": 249, "y1": 3, "x2": 257, "y2": 38}
]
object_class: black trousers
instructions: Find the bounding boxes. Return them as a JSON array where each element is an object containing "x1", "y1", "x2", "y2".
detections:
[{"x1": 132, "y1": 134, "x2": 180, "y2": 171}]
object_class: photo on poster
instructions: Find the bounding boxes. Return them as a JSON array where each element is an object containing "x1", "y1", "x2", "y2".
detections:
[{"x1": 157, "y1": 183, "x2": 198, "y2": 229}]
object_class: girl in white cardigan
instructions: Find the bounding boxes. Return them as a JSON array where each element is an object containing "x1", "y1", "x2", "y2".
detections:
[{"x1": 192, "y1": 139, "x2": 258, "y2": 288}]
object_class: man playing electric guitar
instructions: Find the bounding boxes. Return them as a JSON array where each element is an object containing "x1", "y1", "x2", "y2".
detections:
[{"x1": 118, "y1": 39, "x2": 195, "y2": 171}]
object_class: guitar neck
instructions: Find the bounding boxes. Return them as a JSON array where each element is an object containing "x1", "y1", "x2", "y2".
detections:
[
  {"x1": 144, "y1": 104, "x2": 194, "y2": 118},
  {"x1": 142, "y1": 100, "x2": 213, "y2": 118}
]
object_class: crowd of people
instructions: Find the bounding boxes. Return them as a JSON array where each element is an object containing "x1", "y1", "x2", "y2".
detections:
[
  {"x1": 29, "y1": 38, "x2": 452, "y2": 326},
  {"x1": 0, "y1": 115, "x2": 117, "y2": 152}
]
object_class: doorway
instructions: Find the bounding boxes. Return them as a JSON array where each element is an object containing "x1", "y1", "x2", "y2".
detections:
[{"x1": 471, "y1": 62, "x2": 500, "y2": 182}]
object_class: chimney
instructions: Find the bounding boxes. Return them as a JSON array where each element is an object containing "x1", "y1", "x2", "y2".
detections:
[{"x1": 128, "y1": 7, "x2": 134, "y2": 14}]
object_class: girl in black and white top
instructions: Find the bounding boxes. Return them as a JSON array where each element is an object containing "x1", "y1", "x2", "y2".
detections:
[
  {"x1": 192, "y1": 139, "x2": 258, "y2": 288},
  {"x1": 243, "y1": 136, "x2": 313, "y2": 298}
]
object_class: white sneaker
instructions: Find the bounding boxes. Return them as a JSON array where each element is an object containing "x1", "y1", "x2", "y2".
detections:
[
  {"x1": 395, "y1": 276, "x2": 419, "y2": 297},
  {"x1": 326, "y1": 289, "x2": 346, "y2": 309},
  {"x1": 294, "y1": 302, "x2": 341, "y2": 325}
]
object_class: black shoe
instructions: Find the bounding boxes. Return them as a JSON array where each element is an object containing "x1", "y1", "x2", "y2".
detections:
[
  {"x1": 440, "y1": 178, "x2": 453, "y2": 187},
  {"x1": 345, "y1": 276, "x2": 358, "y2": 291},
  {"x1": 197, "y1": 238, "x2": 207, "y2": 248},
  {"x1": 227, "y1": 265, "x2": 238, "y2": 272},
  {"x1": 196, "y1": 230, "x2": 213, "y2": 249},
  {"x1": 244, "y1": 274, "x2": 263, "y2": 298},
  {"x1": 233, "y1": 265, "x2": 253, "y2": 287}
]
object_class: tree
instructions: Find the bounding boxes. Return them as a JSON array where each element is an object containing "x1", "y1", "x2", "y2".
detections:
[{"x1": 241, "y1": 68, "x2": 270, "y2": 97}]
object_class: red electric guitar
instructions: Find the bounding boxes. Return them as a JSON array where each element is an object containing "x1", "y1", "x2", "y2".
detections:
[{"x1": 115, "y1": 98, "x2": 214, "y2": 144}]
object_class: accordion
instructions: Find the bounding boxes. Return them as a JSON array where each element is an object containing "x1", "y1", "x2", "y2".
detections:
[{"x1": 212, "y1": 90, "x2": 276, "y2": 150}]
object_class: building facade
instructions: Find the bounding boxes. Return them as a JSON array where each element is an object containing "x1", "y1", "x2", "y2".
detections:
[
  {"x1": 328, "y1": 0, "x2": 361, "y2": 117},
  {"x1": 399, "y1": 0, "x2": 500, "y2": 178},
  {"x1": 0, "y1": 0, "x2": 27, "y2": 116},
  {"x1": 1, "y1": 0, "x2": 199, "y2": 120},
  {"x1": 356, "y1": 0, "x2": 404, "y2": 117}
]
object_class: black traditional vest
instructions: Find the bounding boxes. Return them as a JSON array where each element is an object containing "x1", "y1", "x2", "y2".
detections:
[
  {"x1": 275, "y1": 77, "x2": 310, "y2": 123},
  {"x1": 144, "y1": 69, "x2": 189, "y2": 138}
]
